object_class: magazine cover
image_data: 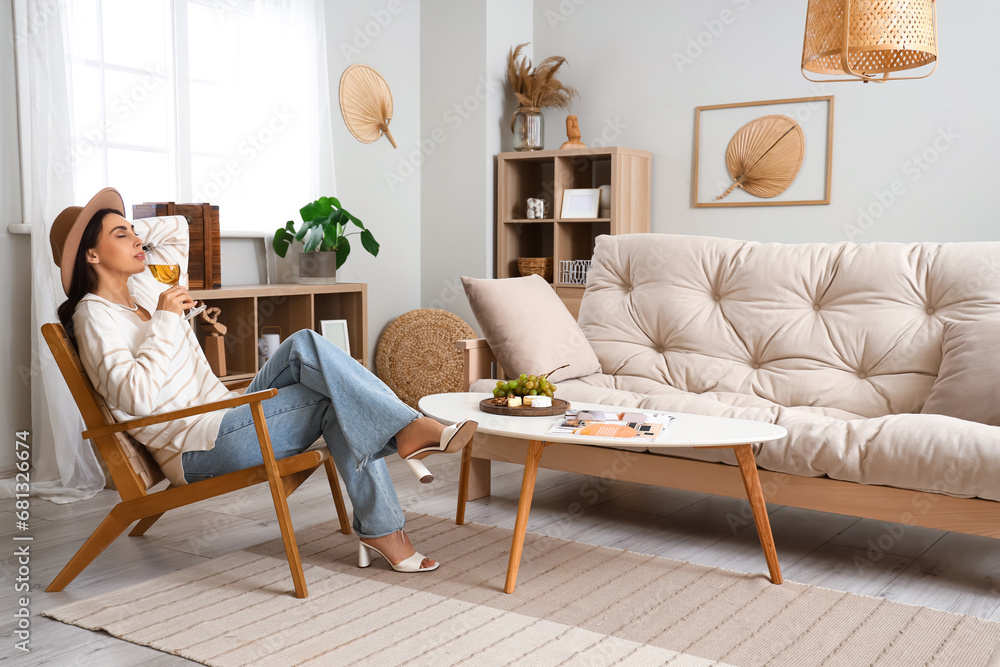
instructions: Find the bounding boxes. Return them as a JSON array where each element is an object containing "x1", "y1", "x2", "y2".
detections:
[{"x1": 547, "y1": 409, "x2": 675, "y2": 442}]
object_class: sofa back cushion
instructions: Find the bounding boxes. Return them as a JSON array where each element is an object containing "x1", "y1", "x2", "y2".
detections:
[{"x1": 578, "y1": 234, "x2": 1000, "y2": 418}]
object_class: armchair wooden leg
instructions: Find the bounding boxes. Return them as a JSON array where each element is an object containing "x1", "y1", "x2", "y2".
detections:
[
  {"x1": 252, "y1": 402, "x2": 308, "y2": 598},
  {"x1": 129, "y1": 513, "x2": 164, "y2": 537},
  {"x1": 324, "y1": 459, "x2": 351, "y2": 535},
  {"x1": 48, "y1": 505, "x2": 133, "y2": 592}
]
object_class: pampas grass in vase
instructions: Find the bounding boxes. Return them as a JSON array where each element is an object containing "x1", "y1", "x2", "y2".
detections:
[{"x1": 507, "y1": 42, "x2": 578, "y2": 151}]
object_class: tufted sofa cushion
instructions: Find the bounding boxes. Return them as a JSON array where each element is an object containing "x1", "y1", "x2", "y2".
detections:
[{"x1": 579, "y1": 234, "x2": 1000, "y2": 419}]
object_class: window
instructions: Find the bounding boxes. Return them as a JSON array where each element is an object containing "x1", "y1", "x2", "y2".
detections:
[{"x1": 66, "y1": 0, "x2": 332, "y2": 233}]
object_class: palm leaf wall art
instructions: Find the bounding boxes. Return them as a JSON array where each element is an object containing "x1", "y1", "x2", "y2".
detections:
[
  {"x1": 715, "y1": 115, "x2": 804, "y2": 200},
  {"x1": 340, "y1": 64, "x2": 397, "y2": 148}
]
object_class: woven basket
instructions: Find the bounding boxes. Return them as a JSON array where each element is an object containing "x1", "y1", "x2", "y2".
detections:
[
  {"x1": 375, "y1": 309, "x2": 477, "y2": 409},
  {"x1": 517, "y1": 257, "x2": 553, "y2": 282}
]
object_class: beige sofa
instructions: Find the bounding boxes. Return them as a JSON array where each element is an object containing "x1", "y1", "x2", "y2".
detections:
[{"x1": 461, "y1": 233, "x2": 1000, "y2": 539}]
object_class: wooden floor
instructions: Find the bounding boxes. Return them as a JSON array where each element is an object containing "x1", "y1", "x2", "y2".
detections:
[{"x1": 5, "y1": 454, "x2": 1000, "y2": 665}]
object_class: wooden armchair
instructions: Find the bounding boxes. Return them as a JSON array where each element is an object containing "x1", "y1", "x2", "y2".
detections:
[{"x1": 41, "y1": 322, "x2": 351, "y2": 598}]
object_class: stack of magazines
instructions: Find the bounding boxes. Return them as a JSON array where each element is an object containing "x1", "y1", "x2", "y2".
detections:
[{"x1": 547, "y1": 409, "x2": 675, "y2": 442}]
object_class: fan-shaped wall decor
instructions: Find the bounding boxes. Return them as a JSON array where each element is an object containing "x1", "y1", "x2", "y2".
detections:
[
  {"x1": 693, "y1": 96, "x2": 834, "y2": 207},
  {"x1": 715, "y1": 115, "x2": 804, "y2": 201},
  {"x1": 339, "y1": 64, "x2": 397, "y2": 148}
]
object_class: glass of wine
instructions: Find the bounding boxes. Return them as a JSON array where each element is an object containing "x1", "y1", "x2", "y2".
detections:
[{"x1": 143, "y1": 243, "x2": 206, "y2": 321}]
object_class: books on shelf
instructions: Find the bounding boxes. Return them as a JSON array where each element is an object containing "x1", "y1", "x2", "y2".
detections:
[{"x1": 547, "y1": 409, "x2": 675, "y2": 442}]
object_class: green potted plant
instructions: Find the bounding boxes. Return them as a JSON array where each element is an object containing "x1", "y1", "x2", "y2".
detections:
[{"x1": 273, "y1": 196, "x2": 379, "y2": 283}]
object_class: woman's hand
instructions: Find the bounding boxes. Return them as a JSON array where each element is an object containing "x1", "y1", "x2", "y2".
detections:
[{"x1": 156, "y1": 285, "x2": 197, "y2": 316}]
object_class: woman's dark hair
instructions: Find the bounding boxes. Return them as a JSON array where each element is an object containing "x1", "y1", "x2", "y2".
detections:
[{"x1": 57, "y1": 208, "x2": 118, "y2": 348}]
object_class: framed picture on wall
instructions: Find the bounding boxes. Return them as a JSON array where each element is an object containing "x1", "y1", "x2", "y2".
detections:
[
  {"x1": 320, "y1": 319, "x2": 350, "y2": 356},
  {"x1": 693, "y1": 95, "x2": 834, "y2": 207}
]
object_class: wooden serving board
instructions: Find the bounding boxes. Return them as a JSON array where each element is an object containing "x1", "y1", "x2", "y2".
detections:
[{"x1": 479, "y1": 397, "x2": 570, "y2": 417}]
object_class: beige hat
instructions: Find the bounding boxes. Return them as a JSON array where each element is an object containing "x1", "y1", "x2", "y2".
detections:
[{"x1": 49, "y1": 187, "x2": 125, "y2": 295}]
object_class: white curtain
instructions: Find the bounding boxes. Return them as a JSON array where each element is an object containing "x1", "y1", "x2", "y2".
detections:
[
  {"x1": 6, "y1": 0, "x2": 335, "y2": 503},
  {"x1": 7, "y1": 0, "x2": 103, "y2": 503}
]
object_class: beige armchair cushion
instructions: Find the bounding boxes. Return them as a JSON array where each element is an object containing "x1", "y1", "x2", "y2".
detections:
[
  {"x1": 921, "y1": 320, "x2": 1000, "y2": 426},
  {"x1": 462, "y1": 274, "x2": 601, "y2": 383}
]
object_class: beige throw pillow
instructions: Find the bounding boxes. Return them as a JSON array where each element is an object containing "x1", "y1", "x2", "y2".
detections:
[
  {"x1": 921, "y1": 320, "x2": 1000, "y2": 426},
  {"x1": 461, "y1": 274, "x2": 602, "y2": 383}
]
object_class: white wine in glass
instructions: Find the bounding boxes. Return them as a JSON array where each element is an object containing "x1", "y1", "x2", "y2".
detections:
[
  {"x1": 148, "y1": 263, "x2": 182, "y2": 285},
  {"x1": 144, "y1": 245, "x2": 205, "y2": 321}
]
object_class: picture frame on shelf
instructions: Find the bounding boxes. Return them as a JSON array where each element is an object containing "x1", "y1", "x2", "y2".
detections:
[
  {"x1": 560, "y1": 188, "x2": 600, "y2": 219},
  {"x1": 219, "y1": 230, "x2": 275, "y2": 285},
  {"x1": 320, "y1": 319, "x2": 351, "y2": 356}
]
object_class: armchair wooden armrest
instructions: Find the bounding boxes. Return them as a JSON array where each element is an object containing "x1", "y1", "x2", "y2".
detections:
[
  {"x1": 83, "y1": 389, "x2": 279, "y2": 439},
  {"x1": 456, "y1": 338, "x2": 496, "y2": 391}
]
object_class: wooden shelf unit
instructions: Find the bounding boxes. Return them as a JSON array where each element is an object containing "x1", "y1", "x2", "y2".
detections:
[
  {"x1": 495, "y1": 146, "x2": 651, "y2": 317},
  {"x1": 188, "y1": 283, "x2": 368, "y2": 386}
]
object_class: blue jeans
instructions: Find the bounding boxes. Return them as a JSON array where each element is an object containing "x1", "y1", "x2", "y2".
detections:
[{"x1": 181, "y1": 330, "x2": 421, "y2": 538}]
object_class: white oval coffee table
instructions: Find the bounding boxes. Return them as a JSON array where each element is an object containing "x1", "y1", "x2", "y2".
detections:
[{"x1": 419, "y1": 392, "x2": 788, "y2": 593}]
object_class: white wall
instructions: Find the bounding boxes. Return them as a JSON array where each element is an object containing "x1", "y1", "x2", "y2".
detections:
[
  {"x1": 325, "y1": 0, "x2": 422, "y2": 365},
  {"x1": 419, "y1": 0, "x2": 532, "y2": 330},
  {"x1": 419, "y1": 0, "x2": 489, "y2": 327},
  {"x1": 1, "y1": 0, "x2": 32, "y2": 473},
  {"x1": 532, "y1": 0, "x2": 1000, "y2": 243}
]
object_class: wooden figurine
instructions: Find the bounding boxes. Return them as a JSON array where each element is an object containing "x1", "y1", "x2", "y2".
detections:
[
  {"x1": 197, "y1": 307, "x2": 227, "y2": 376},
  {"x1": 197, "y1": 306, "x2": 228, "y2": 335},
  {"x1": 560, "y1": 114, "x2": 586, "y2": 149}
]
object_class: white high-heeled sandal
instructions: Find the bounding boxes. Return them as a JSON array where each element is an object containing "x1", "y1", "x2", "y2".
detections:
[
  {"x1": 358, "y1": 540, "x2": 439, "y2": 572},
  {"x1": 403, "y1": 419, "x2": 478, "y2": 484}
]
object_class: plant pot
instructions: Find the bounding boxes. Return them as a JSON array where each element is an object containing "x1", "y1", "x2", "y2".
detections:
[
  {"x1": 298, "y1": 251, "x2": 337, "y2": 284},
  {"x1": 512, "y1": 106, "x2": 543, "y2": 151}
]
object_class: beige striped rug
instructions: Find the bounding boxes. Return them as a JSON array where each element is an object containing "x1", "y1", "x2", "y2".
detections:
[{"x1": 46, "y1": 512, "x2": 1000, "y2": 666}]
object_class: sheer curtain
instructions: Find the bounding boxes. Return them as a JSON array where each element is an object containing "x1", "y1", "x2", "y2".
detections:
[{"x1": 8, "y1": 0, "x2": 335, "y2": 502}]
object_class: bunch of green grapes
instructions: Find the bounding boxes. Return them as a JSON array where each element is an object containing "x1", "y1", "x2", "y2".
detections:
[{"x1": 491, "y1": 364, "x2": 567, "y2": 399}]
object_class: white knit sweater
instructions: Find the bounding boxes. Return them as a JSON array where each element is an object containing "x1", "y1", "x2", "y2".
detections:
[{"x1": 72, "y1": 218, "x2": 236, "y2": 485}]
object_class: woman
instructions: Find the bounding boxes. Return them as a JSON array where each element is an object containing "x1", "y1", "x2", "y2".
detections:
[{"x1": 50, "y1": 187, "x2": 477, "y2": 573}]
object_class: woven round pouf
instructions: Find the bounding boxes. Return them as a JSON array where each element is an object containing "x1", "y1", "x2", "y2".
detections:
[{"x1": 376, "y1": 309, "x2": 477, "y2": 409}]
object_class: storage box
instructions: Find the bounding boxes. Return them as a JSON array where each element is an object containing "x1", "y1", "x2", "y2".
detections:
[{"x1": 133, "y1": 202, "x2": 221, "y2": 289}]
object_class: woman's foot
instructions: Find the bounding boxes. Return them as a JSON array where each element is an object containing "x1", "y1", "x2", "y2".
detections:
[
  {"x1": 395, "y1": 417, "x2": 445, "y2": 459},
  {"x1": 360, "y1": 530, "x2": 436, "y2": 570}
]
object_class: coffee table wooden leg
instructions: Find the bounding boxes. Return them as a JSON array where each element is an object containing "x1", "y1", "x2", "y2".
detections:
[
  {"x1": 505, "y1": 439, "x2": 546, "y2": 594},
  {"x1": 733, "y1": 444, "x2": 783, "y2": 584},
  {"x1": 456, "y1": 445, "x2": 472, "y2": 525}
]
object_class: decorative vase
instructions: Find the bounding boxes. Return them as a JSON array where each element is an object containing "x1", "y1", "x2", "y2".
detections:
[
  {"x1": 298, "y1": 251, "x2": 337, "y2": 284},
  {"x1": 512, "y1": 106, "x2": 543, "y2": 151}
]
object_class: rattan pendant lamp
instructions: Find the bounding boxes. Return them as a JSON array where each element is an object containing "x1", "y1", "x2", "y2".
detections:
[{"x1": 801, "y1": 0, "x2": 938, "y2": 83}]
